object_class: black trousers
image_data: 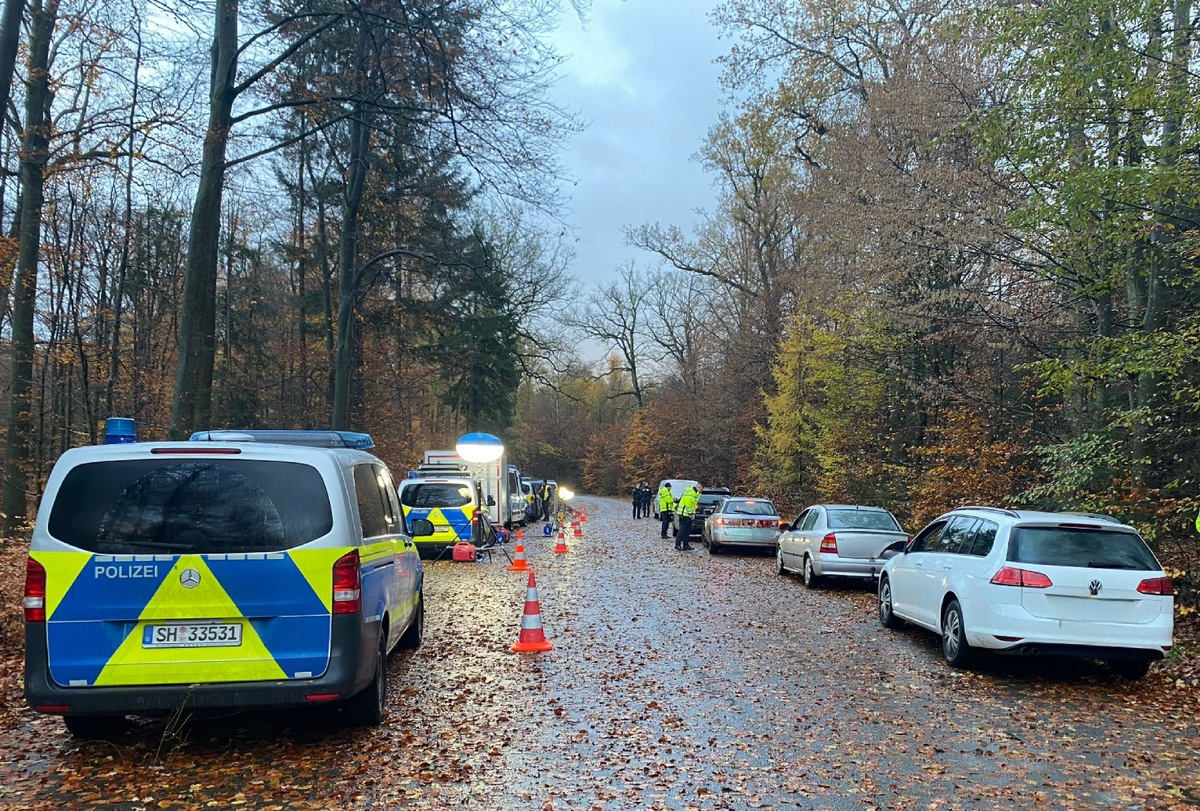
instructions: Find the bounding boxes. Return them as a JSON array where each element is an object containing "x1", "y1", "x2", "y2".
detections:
[
  {"x1": 675, "y1": 515, "x2": 694, "y2": 548},
  {"x1": 660, "y1": 510, "x2": 673, "y2": 538}
]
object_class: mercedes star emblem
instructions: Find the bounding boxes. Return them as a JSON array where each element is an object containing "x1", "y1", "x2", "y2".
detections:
[{"x1": 180, "y1": 568, "x2": 202, "y2": 589}]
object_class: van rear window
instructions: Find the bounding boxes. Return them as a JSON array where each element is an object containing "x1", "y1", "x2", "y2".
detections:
[
  {"x1": 48, "y1": 460, "x2": 333, "y2": 554},
  {"x1": 1008, "y1": 527, "x2": 1160, "y2": 571},
  {"x1": 400, "y1": 483, "x2": 473, "y2": 508}
]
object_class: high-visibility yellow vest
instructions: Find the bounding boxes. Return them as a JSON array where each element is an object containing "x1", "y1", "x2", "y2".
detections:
[
  {"x1": 677, "y1": 487, "x2": 699, "y2": 517},
  {"x1": 658, "y1": 488, "x2": 674, "y2": 512}
]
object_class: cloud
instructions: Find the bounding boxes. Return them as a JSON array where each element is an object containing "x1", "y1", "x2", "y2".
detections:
[{"x1": 547, "y1": 0, "x2": 723, "y2": 287}]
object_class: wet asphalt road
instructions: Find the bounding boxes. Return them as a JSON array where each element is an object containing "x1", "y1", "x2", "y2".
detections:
[{"x1": 3, "y1": 496, "x2": 1200, "y2": 810}]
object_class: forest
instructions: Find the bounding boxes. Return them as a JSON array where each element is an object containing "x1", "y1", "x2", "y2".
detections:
[{"x1": 0, "y1": 1, "x2": 1197, "y2": 609}]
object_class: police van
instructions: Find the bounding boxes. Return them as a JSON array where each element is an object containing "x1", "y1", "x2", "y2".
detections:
[
  {"x1": 23, "y1": 429, "x2": 425, "y2": 737},
  {"x1": 397, "y1": 471, "x2": 498, "y2": 558}
]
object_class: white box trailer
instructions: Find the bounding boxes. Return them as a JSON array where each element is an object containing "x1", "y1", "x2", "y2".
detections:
[{"x1": 422, "y1": 449, "x2": 513, "y2": 527}]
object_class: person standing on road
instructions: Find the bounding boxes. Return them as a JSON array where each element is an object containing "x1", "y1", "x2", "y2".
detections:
[
  {"x1": 540, "y1": 482, "x2": 553, "y2": 521},
  {"x1": 631, "y1": 483, "x2": 641, "y2": 519},
  {"x1": 640, "y1": 482, "x2": 651, "y2": 518},
  {"x1": 658, "y1": 484, "x2": 676, "y2": 539},
  {"x1": 675, "y1": 483, "x2": 700, "y2": 550}
]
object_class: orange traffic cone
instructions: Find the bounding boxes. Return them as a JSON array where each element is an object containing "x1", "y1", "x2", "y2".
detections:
[
  {"x1": 554, "y1": 529, "x2": 569, "y2": 554},
  {"x1": 516, "y1": 528, "x2": 524, "y2": 541},
  {"x1": 579, "y1": 506, "x2": 587, "y2": 522},
  {"x1": 511, "y1": 570, "x2": 553, "y2": 652},
  {"x1": 508, "y1": 543, "x2": 529, "y2": 571},
  {"x1": 572, "y1": 521, "x2": 584, "y2": 539}
]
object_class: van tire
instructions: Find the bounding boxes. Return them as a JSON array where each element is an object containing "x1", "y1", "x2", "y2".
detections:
[
  {"x1": 398, "y1": 590, "x2": 424, "y2": 649},
  {"x1": 345, "y1": 637, "x2": 388, "y2": 727},
  {"x1": 63, "y1": 714, "x2": 126, "y2": 740}
]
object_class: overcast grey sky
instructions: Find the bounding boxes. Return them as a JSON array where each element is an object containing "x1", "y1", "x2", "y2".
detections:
[{"x1": 546, "y1": 0, "x2": 726, "y2": 288}]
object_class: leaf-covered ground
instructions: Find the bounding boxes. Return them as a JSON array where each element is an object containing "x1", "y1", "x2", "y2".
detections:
[{"x1": 1, "y1": 500, "x2": 1199, "y2": 810}]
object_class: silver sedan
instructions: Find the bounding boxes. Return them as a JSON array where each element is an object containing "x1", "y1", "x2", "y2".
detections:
[
  {"x1": 704, "y1": 497, "x2": 785, "y2": 554},
  {"x1": 777, "y1": 504, "x2": 907, "y2": 587}
]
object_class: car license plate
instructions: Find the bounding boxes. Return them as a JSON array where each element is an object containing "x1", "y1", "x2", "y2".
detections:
[
  {"x1": 142, "y1": 623, "x2": 243, "y2": 648},
  {"x1": 434, "y1": 524, "x2": 451, "y2": 534}
]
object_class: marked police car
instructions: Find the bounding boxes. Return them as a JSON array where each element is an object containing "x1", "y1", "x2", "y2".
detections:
[
  {"x1": 24, "y1": 429, "x2": 425, "y2": 737},
  {"x1": 397, "y1": 472, "x2": 498, "y2": 558}
]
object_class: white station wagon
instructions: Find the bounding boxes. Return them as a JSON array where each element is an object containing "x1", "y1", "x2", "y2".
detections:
[{"x1": 878, "y1": 506, "x2": 1173, "y2": 678}]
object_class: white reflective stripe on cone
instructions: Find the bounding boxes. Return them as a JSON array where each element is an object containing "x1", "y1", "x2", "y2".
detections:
[{"x1": 521, "y1": 614, "x2": 544, "y2": 630}]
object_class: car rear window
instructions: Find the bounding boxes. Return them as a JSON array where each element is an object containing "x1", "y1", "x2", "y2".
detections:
[
  {"x1": 400, "y1": 482, "x2": 474, "y2": 508},
  {"x1": 48, "y1": 460, "x2": 333, "y2": 554},
  {"x1": 724, "y1": 499, "x2": 778, "y2": 516},
  {"x1": 827, "y1": 509, "x2": 901, "y2": 531},
  {"x1": 1008, "y1": 527, "x2": 1160, "y2": 570}
]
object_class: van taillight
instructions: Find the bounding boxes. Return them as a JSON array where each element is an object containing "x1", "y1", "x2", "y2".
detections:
[
  {"x1": 990, "y1": 567, "x2": 1053, "y2": 588},
  {"x1": 820, "y1": 534, "x2": 838, "y2": 554},
  {"x1": 24, "y1": 557, "x2": 46, "y2": 622},
  {"x1": 332, "y1": 551, "x2": 361, "y2": 614},
  {"x1": 1137, "y1": 577, "x2": 1173, "y2": 596}
]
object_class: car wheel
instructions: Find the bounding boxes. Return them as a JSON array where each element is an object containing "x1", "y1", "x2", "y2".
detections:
[
  {"x1": 802, "y1": 555, "x2": 819, "y2": 588},
  {"x1": 398, "y1": 590, "x2": 424, "y2": 649},
  {"x1": 63, "y1": 714, "x2": 127, "y2": 740},
  {"x1": 345, "y1": 637, "x2": 388, "y2": 727},
  {"x1": 709, "y1": 535, "x2": 721, "y2": 555},
  {"x1": 1109, "y1": 659, "x2": 1151, "y2": 680},
  {"x1": 775, "y1": 546, "x2": 786, "y2": 575},
  {"x1": 941, "y1": 599, "x2": 973, "y2": 668},
  {"x1": 878, "y1": 576, "x2": 903, "y2": 629}
]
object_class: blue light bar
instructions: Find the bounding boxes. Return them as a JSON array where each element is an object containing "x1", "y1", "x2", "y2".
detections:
[{"x1": 189, "y1": 430, "x2": 375, "y2": 450}]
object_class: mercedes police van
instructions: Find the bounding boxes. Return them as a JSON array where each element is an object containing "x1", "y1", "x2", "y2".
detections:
[{"x1": 24, "y1": 428, "x2": 425, "y2": 738}]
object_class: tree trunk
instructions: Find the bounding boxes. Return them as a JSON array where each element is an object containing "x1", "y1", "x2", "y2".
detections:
[
  {"x1": 2, "y1": 0, "x2": 58, "y2": 535},
  {"x1": 168, "y1": 0, "x2": 237, "y2": 439},
  {"x1": 331, "y1": 98, "x2": 372, "y2": 430}
]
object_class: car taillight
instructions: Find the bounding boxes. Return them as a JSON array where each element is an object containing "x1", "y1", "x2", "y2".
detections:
[
  {"x1": 990, "y1": 567, "x2": 1053, "y2": 588},
  {"x1": 24, "y1": 557, "x2": 46, "y2": 622},
  {"x1": 332, "y1": 550, "x2": 361, "y2": 615},
  {"x1": 713, "y1": 516, "x2": 725, "y2": 525},
  {"x1": 1137, "y1": 577, "x2": 1173, "y2": 596},
  {"x1": 820, "y1": 533, "x2": 838, "y2": 554}
]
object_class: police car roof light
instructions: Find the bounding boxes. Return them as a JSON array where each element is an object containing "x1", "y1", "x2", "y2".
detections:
[{"x1": 189, "y1": 429, "x2": 374, "y2": 450}]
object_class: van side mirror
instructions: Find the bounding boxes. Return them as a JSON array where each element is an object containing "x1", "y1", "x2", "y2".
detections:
[{"x1": 410, "y1": 518, "x2": 434, "y2": 537}]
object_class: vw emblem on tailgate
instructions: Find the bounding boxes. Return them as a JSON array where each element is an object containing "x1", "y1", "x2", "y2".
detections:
[
  {"x1": 1089, "y1": 579, "x2": 1103, "y2": 596},
  {"x1": 180, "y1": 568, "x2": 202, "y2": 589}
]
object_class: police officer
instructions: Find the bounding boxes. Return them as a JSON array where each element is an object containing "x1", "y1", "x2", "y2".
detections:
[
  {"x1": 658, "y1": 484, "x2": 675, "y2": 539},
  {"x1": 540, "y1": 482, "x2": 552, "y2": 520},
  {"x1": 639, "y1": 482, "x2": 651, "y2": 518},
  {"x1": 631, "y1": 483, "x2": 641, "y2": 519},
  {"x1": 675, "y1": 483, "x2": 700, "y2": 550}
]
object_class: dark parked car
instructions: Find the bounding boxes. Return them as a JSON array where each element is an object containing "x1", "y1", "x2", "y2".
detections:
[{"x1": 686, "y1": 487, "x2": 732, "y2": 541}]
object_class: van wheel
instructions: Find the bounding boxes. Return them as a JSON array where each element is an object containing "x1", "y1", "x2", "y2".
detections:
[
  {"x1": 345, "y1": 637, "x2": 388, "y2": 727},
  {"x1": 941, "y1": 599, "x2": 973, "y2": 668},
  {"x1": 63, "y1": 714, "x2": 127, "y2": 740},
  {"x1": 398, "y1": 590, "x2": 424, "y2": 649}
]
